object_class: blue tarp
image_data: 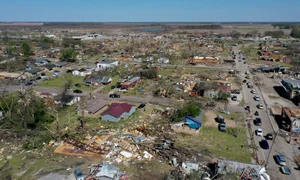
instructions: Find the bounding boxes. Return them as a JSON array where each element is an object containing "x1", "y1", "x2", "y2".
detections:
[{"x1": 184, "y1": 116, "x2": 202, "y2": 129}]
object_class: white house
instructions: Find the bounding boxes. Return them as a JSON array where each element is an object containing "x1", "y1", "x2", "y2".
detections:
[
  {"x1": 157, "y1": 57, "x2": 170, "y2": 64},
  {"x1": 72, "y1": 68, "x2": 93, "y2": 77},
  {"x1": 54, "y1": 95, "x2": 80, "y2": 106},
  {"x1": 96, "y1": 60, "x2": 119, "y2": 71}
]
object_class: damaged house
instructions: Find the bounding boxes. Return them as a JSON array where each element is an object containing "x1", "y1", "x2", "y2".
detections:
[
  {"x1": 192, "y1": 81, "x2": 231, "y2": 99},
  {"x1": 84, "y1": 75, "x2": 112, "y2": 86}
]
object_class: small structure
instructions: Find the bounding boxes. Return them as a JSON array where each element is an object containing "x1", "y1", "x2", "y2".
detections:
[
  {"x1": 281, "y1": 107, "x2": 300, "y2": 133},
  {"x1": 121, "y1": 76, "x2": 140, "y2": 89},
  {"x1": 55, "y1": 61, "x2": 69, "y2": 68},
  {"x1": 43, "y1": 64, "x2": 56, "y2": 71},
  {"x1": 280, "y1": 79, "x2": 300, "y2": 99},
  {"x1": 101, "y1": 103, "x2": 136, "y2": 122},
  {"x1": 96, "y1": 60, "x2": 119, "y2": 71}
]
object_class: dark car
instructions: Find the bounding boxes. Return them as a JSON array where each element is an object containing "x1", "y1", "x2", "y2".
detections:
[
  {"x1": 266, "y1": 133, "x2": 273, "y2": 140},
  {"x1": 36, "y1": 76, "x2": 42, "y2": 80},
  {"x1": 231, "y1": 90, "x2": 240, "y2": 94},
  {"x1": 243, "y1": 80, "x2": 247, "y2": 83},
  {"x1": 25, "y1": 81, "x2": 33, "y2": 86},
  {"x1": 245, "y1": 106, "x2": 250, "y2": 111},
  {"x1": 109, "y1": 94, "x2": 120, "y2": 98},
  {"x1": 254, "y1": 111, "x2": 259, "y2": 116},
  {"x1": 280, "y1": 166, "x2": 291, "y2": 175},
  {"x1": 74, "y1": 168, "x2": 84, "y2": 180},
  {"x1": 260, "y1": 140, "x2": 269, "y2": 149},
  {"x1": 274, "y1": 154, "x2": 286, "y2": 166},
  {"x1": 73, "y1": 89, "x2": 83, "y2": 94},
  {"x1": 231, "y1": 95, "x2": 237, "y2": 101},
  {"x1": 111, "y1": 85, "x2": 116, "y2": 89},
  {"x1": 138, "y1": 103, "x2": 146, "y2": 109},
  {"x1": 218, "y1": 123, "x2": 226, "y2": 132},
  {"x1": 254, "y1": 117, "x2": 262, "y2": 126},
  {"x1": 75, "y1": 83, "x2": 81, "y2": 87},
  {"x1": 116, "y1": 82, "x2": 122, "y2": 88},
  {"x1": 0, "y1": 90, "x2": 8, "y2": 94}
]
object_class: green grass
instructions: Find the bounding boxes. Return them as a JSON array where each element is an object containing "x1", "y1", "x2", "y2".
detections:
[
  {"x1": 176, "y1": 122, "x2": 251, "y2": 163},
  {"x1": 37, "y1": 74, "x2": 96, "y2": 91}
]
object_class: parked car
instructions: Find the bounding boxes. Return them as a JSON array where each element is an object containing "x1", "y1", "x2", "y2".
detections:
[
  {"x1": 231, "y1": 95, "x2": 237, "y2": 101},
  {"x1": 231, "y1": 90, "x2": 240, "y2": 94},
  {"x1": 251, "y1": 89, "x2": 256, "y2": 94},
  {"x1": 119, "y1": 88, "x2": 128, "y2": 92},
  {"x1": 245, "y1": 106, "x2": 250, "y2": 111},
  {"x1": 265, "y1": 133, "x2": 273, "y2": 140},
  {"x1": 217, "y1": 114, "x2": 225, "y2": 123},
  {"x1": 257, "y1": 104, "x2": 264, "y2": 109},
  {"x1": 243, "y1": 80, "x2": 247, "y2": 83},
  {"x1": 116, "y1": 82, "x2": 122, "y2": 88},
  {"x1": 280, "y1": 166, "x2": 291, "y2": 175},
  {"x1": 254, "y1": 111, "x2": 259, "y2": 116},
  {"x1": 260, "y1": 140, "x2": 269, "y2": 149},
  {"x1": 74, "y1": 168, "x2": 85, "y2": 180},
  {"x1": 274, "y1": 154, "x2": 286, "y2": 166},
  {"x1": 218, "y1": 123, "x2": 226, "y2": 132},
  {"x1": 73, "y1": 89, "x2": 83, "y2": 94},
  {"x1": 75, "y1": 83, "x2": 81, "y2": 87},
  {"x1": 254, "y1": 117, "x2": 262, "y2": 126},
  {"x1": 0, "y1": 90, "x2": 8, "y2": 94},
  {"x1": 25, "y1": 81, "x2": 33, "y2": 86},
  {"x1": 138, "y1": 103, "x2": 146, "y2": 109},
  {"x1": 254, "y1": 95, "x2": 261, "y2": 101},
  {"x1": 36, "y1": 76, "x2": 42, "y2": 80},
  {"x1": 111, "y1": 85, "x2": 116, "y2": 89},
  {"x1": 109, "y1": 94, "x2": 120, "y2": 98},
  {"x1": 256, "y1": 128, "x2": 263, "y2": 136}
]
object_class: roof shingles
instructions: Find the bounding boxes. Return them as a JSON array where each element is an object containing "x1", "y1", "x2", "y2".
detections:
[{"x1": 101, "y1": 103, "x2": 132, "y2": 118}]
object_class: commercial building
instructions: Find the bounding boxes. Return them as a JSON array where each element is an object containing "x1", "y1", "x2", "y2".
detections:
[
  {"x1": 281, "y1": 107, "x2": 300, "y2": 133},
  {"x1": 280, "y1": 79, "x2": 300, "y2": 99}
]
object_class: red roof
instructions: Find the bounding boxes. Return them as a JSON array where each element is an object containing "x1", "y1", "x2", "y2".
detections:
[{"x1": 101, "y1": 103, "x2": 133, "y2": 118}]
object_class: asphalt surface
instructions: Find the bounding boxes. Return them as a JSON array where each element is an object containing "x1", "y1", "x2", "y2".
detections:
[{"x1": 234, "y1": 47, "x2": 299, "y2": 180}]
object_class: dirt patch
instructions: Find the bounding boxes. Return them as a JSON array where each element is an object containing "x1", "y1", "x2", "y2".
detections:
[{"x1": 204, "y1": 111, "x2": 236, "y2": 128}]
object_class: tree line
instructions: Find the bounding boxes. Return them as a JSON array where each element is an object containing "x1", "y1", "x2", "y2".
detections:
[{"x1": 178, "y1": 24, "x2": 222, "y2": 29}]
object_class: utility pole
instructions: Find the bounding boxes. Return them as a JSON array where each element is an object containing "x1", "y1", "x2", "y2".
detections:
[{"x1": 265, "y1": 132, "x2": 278, "y2": 168}]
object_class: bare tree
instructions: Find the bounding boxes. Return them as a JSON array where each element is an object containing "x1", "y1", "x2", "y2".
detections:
[{"x1": 45, "y1": 109, "x2": 79, "y2": 141}]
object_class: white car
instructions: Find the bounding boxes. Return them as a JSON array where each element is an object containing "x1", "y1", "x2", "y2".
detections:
[
  {"x1": 257, "y1": 104, "x2": 264, "y2": 109},
  {"x1": 251, "y1": 89, "x2": 256, "y2": 94},
  {"x1": 119, "y1": 88, "x2": 128, "y2": 92},
  {"x1": 256, "y1": 128, "x2": 263, "y2": 136},
  {"x1": 254, "y1": 95, "x2": 261, "y2": 101}
]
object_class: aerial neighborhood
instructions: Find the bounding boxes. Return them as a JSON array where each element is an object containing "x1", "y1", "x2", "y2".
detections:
[{"x1": 1, "y1": 21, "x2": 300, "y2": 180}]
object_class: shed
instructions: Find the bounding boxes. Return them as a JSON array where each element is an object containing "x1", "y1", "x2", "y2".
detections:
[{"x1": 184, "y1": 116, "x2": 202, "y2": 129}]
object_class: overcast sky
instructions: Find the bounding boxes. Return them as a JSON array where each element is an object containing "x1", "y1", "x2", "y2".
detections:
[{"x1": 0, "y1": 0, "x2": 299, "y2": 22}]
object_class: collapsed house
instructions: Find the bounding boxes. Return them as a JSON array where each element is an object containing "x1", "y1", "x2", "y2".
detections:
[{"x1": 217, "y1": 159, "x2": 270, "y2": 180}]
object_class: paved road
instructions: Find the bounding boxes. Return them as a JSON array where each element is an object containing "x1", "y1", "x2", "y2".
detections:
[{"x1": 234, "y1": 47, "x2": 299, "y2": 180}]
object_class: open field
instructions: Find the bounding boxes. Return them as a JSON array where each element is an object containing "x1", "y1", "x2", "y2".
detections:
[
  {"x1": 176, "y1": 116, "x2": 251, "y2": 163},
  {"x1": 37, "y1": 74, "x2": 96, "y2": 91}
]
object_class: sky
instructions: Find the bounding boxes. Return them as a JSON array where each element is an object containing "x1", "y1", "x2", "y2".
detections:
[{"x1": 0, "y1": 0, "x2": 300, "y2": 22}]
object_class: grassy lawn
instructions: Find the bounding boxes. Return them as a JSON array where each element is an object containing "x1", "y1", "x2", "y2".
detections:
[
  {"x1": 176, "y1": 118, "x2": 251, "y2": 163},
  {"x1": 37, "y1": 74, "x2": 96, "y2": 91}
]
